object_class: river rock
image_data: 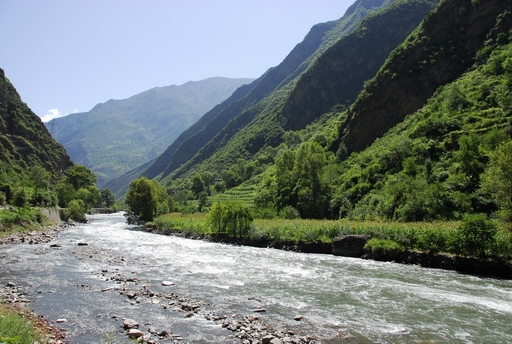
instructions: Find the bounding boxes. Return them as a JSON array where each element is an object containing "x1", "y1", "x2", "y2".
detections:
[
  {"x1": 332, "y1": 235, "x2": 370, "y2": 257},
  {"x1": 123, "y1": 318, "x2": 139, "y2": 329},
  {"x1": 56, "y1": 319, "x2": 67, "y2": 323},
  {"x1": 127, "y1": 329, "x2": 144, "y2": 338},
  {"x1": 262, "y1": 335, "x2": 275, "y2": 344},
  {"x1": 162, "y1": 281, "x2": 174, "y2": 286}
]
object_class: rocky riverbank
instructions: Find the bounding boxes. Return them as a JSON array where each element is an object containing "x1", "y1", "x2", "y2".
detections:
[
  {"x1": 0, "y1": 222, "x2": 71, "y2": 245},
  {"x1": 0, "y1": 218, "x2": 323, "y2": 343}
]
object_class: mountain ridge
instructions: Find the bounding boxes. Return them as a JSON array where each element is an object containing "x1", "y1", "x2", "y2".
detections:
[{"x1": 47, "y1": 77, "x2": 253, "y2": 186}]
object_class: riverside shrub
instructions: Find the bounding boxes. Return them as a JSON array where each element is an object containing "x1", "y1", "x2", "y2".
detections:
[
  {"x1": 452, "y1": 214, "x2": 498, "y2": 258},
  {"x1": 364, "y1": 238, "x2": 405, "y2": 260}
]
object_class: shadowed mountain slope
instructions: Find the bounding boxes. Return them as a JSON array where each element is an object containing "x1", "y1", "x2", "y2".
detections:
[{"x1": 0, "y1": 68, "x2": 72, "y2": 181}]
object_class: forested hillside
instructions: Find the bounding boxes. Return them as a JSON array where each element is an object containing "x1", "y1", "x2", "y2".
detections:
[
  {"x1": 47, "y1": 77, "x2": 253, "y2": 187},
  {"x1": 0, "y1": 69, "x2": 101, "y2": 225},
  {"x1": 0, "y1": 68, "x2": 72, "y2": 183},
  {"x1": 126, "y1": 0, "x2": 512, "y2": 226},
  {"x1": 125, "y1": 0, "x2": 412, "y2": 186}
]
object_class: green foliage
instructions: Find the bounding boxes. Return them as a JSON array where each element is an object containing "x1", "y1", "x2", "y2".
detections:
[
  {"x1": 125, "y1": 177, "x2": 173, "y2": 224},
  {"x1": 0, "y1": 207, "x2": 47, "y2": 232},
  {"x1": 452, "y1": 214, "x2": 498, "y2": 258},
  {"x1": 67, "y1": 165, "x2": 97, "y2": 191},
  {"x1": 0, "y1": 306, "x2": 47, "y2": 344},
  {"x1": 364, "y1": 238, "x2": 405, "y2": 261},
  {"x1": 66, "y1": 199, "x2": 87, "y2": 222},
  {"x1": 331, "y1": 41, "x2": 512, "y2": 221},
  {"x1": 100, "y1": 188, "x2": 115, "y2": 208},
  {"x1": 207, "y1": 201, "x2": 253, "y2": 238},
  {"x1": 481, "y1": 139, "x2": 512, "y2": 222}
]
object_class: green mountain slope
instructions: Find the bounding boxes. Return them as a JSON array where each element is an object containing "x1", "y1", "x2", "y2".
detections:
[
  {"x1": 250, "y1": 0, "x2": 512, "y2": 221},
  {"x1": 162, "y1": 0, "x2": 438, "y2": 183},
  {"x1": 331, "y1": 0, "x2": 512, "y2": 155},
  {"x1": 47, "y1": 77, "x2": 253, "y2": 186},
  {"x1": 0, "y1": 68, "x2": 72, "y2": 182},
  {"x1": 106, "y1": 0, "x2": 396, "y2": 196},
  {"x1": 332, "y1": 36, "x2": 512, "y2": 221}
]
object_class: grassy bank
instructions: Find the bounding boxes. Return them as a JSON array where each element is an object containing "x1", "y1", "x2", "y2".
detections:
[
  {"x1": 0, "y1": 207, "x2": 51, "y2": 238},
  {"x1": 0, "y1": 305, "x2": 52, "y2": 344},
  {"x1": 152, "y1": 213, "x2": 512, "y2": 259}
]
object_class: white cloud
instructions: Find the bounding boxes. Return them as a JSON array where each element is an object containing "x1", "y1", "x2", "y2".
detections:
[{"x1": 40, "y1": 108, "x2": 72, "y2": 122}]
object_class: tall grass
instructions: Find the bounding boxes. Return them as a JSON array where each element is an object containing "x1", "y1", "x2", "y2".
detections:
[{"x1": 153, "y1": 213, "x2": 512, "y2": 258}]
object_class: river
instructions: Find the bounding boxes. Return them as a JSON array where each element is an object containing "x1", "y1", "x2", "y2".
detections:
[{"x1": 1, "y1": 212, "x2": 511, "y2": 343}]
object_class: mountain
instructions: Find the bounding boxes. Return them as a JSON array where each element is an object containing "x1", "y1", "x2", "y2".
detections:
[
  {"x1": 47, "y1": 77, "x2": 253, "y2": 186},
  {"x1": 0, "y1": 68, "x2": 72, "y2": 182},
  {"x1": 331, "y1": 0, "x2": 512, "y2": 156},
  {"x1": 106, "y1": 0, "x2": 416, "y2": 196},
  {"x1": 155, "y1": 0, "x2": 438, "y2": 182},
  {"x1": 328, "y1": 0, "x2": 512, "y2": 220},
  {"x1": 105, "y1": 0, "x2": 393, "y2": 196}
]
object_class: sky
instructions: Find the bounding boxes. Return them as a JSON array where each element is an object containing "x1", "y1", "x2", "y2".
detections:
[{"x1": 0, "y1": 1, "x2": 354, "y2": 122}]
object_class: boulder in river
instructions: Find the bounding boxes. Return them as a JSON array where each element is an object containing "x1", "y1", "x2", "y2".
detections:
[
  {"x1": 127, "y1": 329, "x2": 144, "y2": 338},
  {"x1": 332, "y1": 235, "x2": 370, "y2": 257},
  {"x1": 123, "y1": 318, "x2": 139, "y2": 329}
]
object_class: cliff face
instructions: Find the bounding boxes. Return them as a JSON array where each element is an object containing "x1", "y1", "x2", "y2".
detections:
[
  {"x1": 0, "y1": 68, "x2": 72, "y2": 180},
  {"x1": 332, "y1": 0, "x2": 512, "y2": 155}
]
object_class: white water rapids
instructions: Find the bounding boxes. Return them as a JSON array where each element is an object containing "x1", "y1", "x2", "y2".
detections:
[{"x1": 1, "y1": 213, "x2": 511, "y2": 343}]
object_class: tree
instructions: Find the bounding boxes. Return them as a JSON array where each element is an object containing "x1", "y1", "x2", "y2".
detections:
[
  {"x1": 481, "y1": 139, "x2": 512, "y2": 222},
  {"x1": 100, "y1": 188, "x2": 115, "y2": 208},
  {"x1": 125, "y1": 177, "x2": 157, "y2": 223},
  {"x1": 191, "y1": 174, "x2": 205, "y2": 198},
  {"x1": 67, "y1": 165, "x2": 97, "y2": 191},
  {"x1": 30, "y1": 166, "x2": 50, "y2": 196},
  {"x1": 207, "y1": 201, "x2": 253, "y2": 238},
  {"x1": 125, "y1": 177, "x2": 172, "y2": 223}
]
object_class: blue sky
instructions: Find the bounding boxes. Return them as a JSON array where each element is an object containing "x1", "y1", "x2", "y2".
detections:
[{"x1": 0, "y1": 1, "x2": 354, "y2": 121}]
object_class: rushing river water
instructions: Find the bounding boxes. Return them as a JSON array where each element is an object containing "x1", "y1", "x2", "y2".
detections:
[{"x1": 1, "y1": 213, "x2": 512, "y2": 343}]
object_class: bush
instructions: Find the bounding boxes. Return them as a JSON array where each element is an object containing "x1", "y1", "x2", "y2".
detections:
[
  {"x1": 364, "y1": 238, "x2": 405, "y2": 260},
  {"x1": 452, "y1": 214, "x2": 498, "y2": 258},
  {"x1": 280, "y1": 206, "x2": 300, "y2": 219},
  {"x1": 416, "y1": 227, "x2": 448, "y2": 253},
  {"x1": 207, "y1": 201, "x2": 253, "y2": 238}
]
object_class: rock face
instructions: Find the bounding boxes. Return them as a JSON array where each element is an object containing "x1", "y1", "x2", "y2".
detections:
[{"x1": 332, "y1": 235, "x2": 370, "y2": 257}]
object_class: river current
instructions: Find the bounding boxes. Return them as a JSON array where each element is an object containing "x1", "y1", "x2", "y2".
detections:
[{"x1": 1, "y1": 213, "x2": 511, "y2": 343}]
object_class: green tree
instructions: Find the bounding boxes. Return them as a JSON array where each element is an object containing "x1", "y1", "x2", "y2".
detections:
[
  {"x1": 66, "y1": 199, "x2": 87, "y2": 222},
  {"x1": 481, "y1": 140, "x2": 512, "y2": 222},
  {"x1": 191, "y1": 174, "x2": 205, "y2": 198},
  {"x1": 29, "y1": 166, "x2": 50, "y2": 196},
  {"x1": 207, "y1": 201, "x2": 253, "y2": 238},
  {"x1": 67, "y1": 165, "x2": 97, "y2": 191},
  {"x1": 293, "y1": 141, "x2": 329, "y2": 218},
  {"x1": 125, "y1": 177, "x2": 157, "y2": 223},
  {"x1": 453, "y1": 214, "x2": 498, "y2": 259},
  {"x1": 100, "y1": 188, "x2": 115, "y2": 208}
]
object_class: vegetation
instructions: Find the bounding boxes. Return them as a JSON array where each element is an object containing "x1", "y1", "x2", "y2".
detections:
[
  {"x1": 49, "y1": 78, "x2": 254, "y2": 187},
  {"x1": 152, "y1": 212, "x2": 512, "y2": 260},
  {"x1": 0, "y1": 305, "x2": 49, "y2": 344},
  {"x1": 125, "y1": 177, "x2": 174, "y2": 224}
]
